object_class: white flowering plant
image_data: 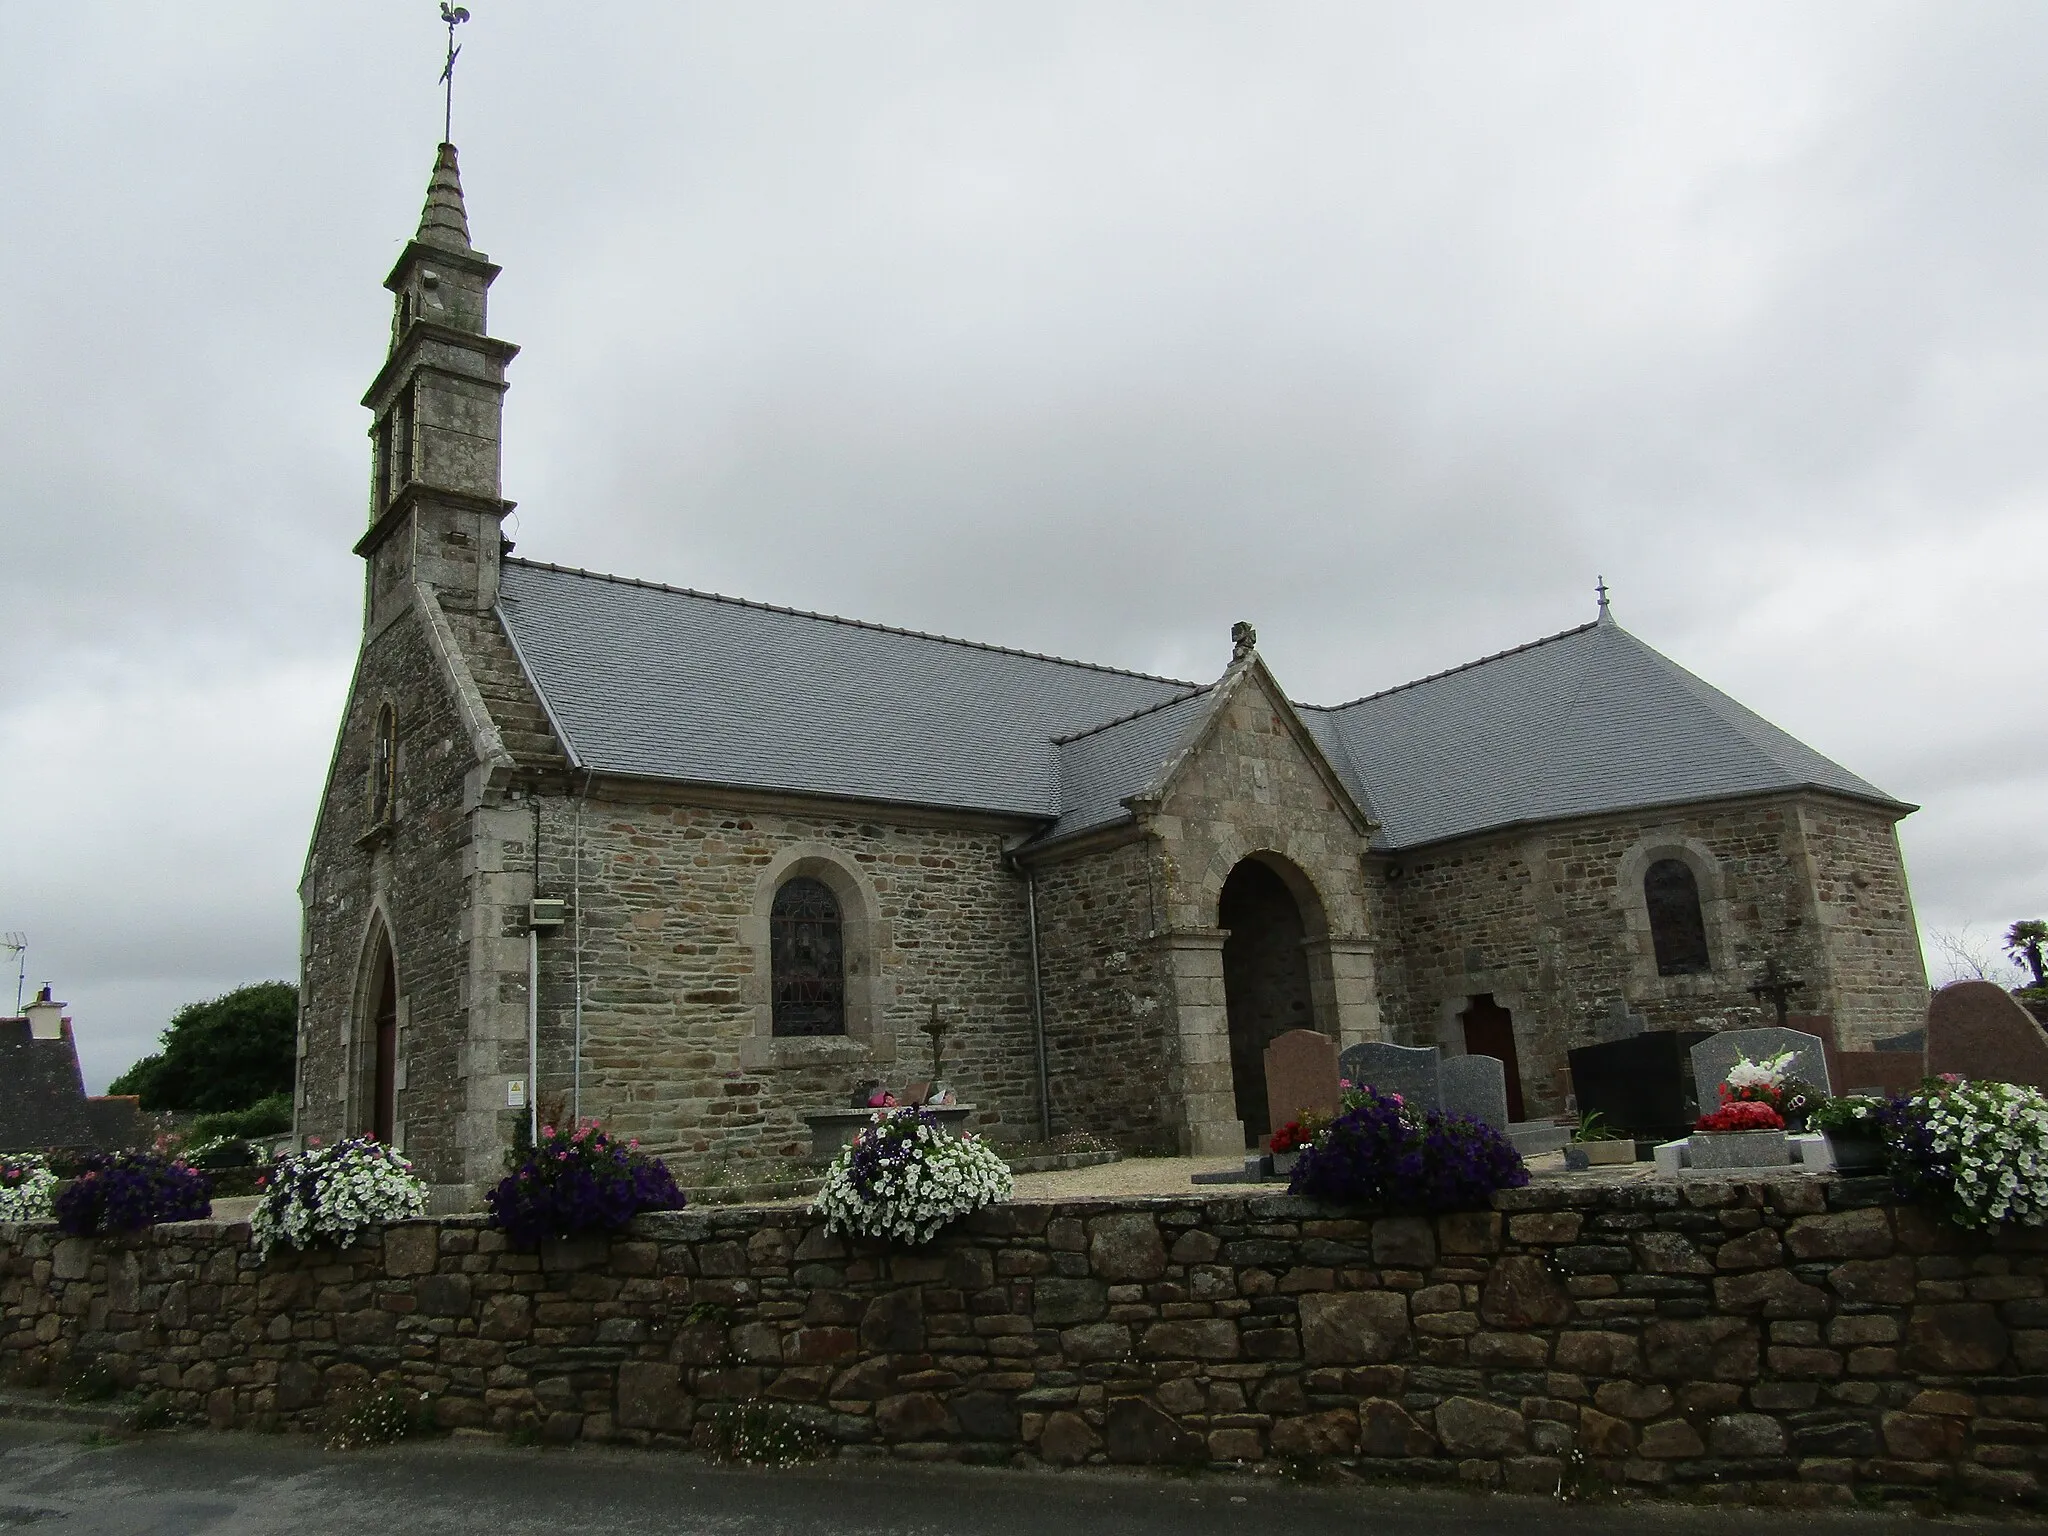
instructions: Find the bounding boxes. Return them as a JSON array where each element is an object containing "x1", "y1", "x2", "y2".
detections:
[
  {"x1": 811, "y1": 1107, "x2": 1012, "y2": 1245},
  {"x1": 0, "y1": 1154, "x2": 58, "y2": 1224},
  {"x1": 250, "y1": 1137, "x2": 429, "y2": 1259},
  {"x1": 1886, "y1": 1080, "x2": 2048, "y2": 1231}
]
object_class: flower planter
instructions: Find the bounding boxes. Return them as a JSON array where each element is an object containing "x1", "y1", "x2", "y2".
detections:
[
  {"x1": 1577, "y1": 1139, "x2": 1636, "y2": 1166},
  {"x1": 1270, "y1": 1150, "x2": 1299, "y2": 1177},
  {"x1": 1822, "y1": 1129, "x2": 1886, "y2": 1174},
  {"x1": 1686, "y1": 1129, "x2": 1791, "y2": 1170}
]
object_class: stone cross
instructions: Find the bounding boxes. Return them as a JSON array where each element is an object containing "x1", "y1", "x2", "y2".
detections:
[{"x1": 1748, "y1": 957, "x2": 1805, "y2": 1027}]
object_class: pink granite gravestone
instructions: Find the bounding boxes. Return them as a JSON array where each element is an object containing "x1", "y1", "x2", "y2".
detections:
[
  {"x1": 1264, "y1": 1029, "x2": 1342, "y2": 1133},
  {"x1": 1925, "y1": 980, "x2": 2048, "y2": 1090}
]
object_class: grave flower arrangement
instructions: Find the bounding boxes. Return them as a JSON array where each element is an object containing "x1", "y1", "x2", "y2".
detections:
[
  {"x1": 812, "y1": 1106, "x2": 1013, "y2": 1245},
  {"x1": 1288, "y1": 1087, "x2": 1527, "y2": 1213},
  {"x1": 1881, "y1": 1079, "x2": 2048, "y2": 1231},
  {"x1": 52, "y1": 1151, "x2": 211, "y2": 1237},
  {"x1": 0, "y1": 1154, "x2": 58, "y2": 1224},
  {"x1": 486, "y1": 1119, "x2": 685, "y2": 1248},
  {"x1": 1717, "y1": 1050, "x2": 1818, "y2": 1128},
  {"x1": 250, "y1": 1137, "x2": 428, "y2": 1259},
  {"x1": 1268, "y1": 1109, "x2": 1331, "y2": 1156},
  {"x1": 1694, "y1": 1100, "x2": 1785, "y2": 1134}
]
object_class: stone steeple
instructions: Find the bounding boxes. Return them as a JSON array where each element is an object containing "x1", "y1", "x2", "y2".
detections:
[{"x1": 356, "y1": 142, "x2": 519, "y2": 617}]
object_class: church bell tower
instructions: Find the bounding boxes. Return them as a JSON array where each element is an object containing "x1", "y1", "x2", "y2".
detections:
[{"x1": 355, "y1": 142, "x2": 519, "y2": 618}]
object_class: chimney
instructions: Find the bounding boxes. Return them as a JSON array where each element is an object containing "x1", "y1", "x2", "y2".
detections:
[{"x1": 25, "y1": 983, "x2": 65, "y2": 1041}]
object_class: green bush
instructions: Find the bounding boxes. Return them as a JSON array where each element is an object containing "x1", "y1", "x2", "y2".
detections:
[
  {"x1": 107, "y1": 983, "x2": 297, "y2": 1114},
  {"x1": 188, "y1": 1095, "x2": 293, "y2": 1144}
]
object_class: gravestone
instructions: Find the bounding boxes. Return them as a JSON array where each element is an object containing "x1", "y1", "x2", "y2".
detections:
[
  {"x1": 1263, "y1": 1029, "x2": 1342, "y2": 1132},
  {"x1": 1593, "y1": 998, "x2": 1647, "y2": 1045},
  {"x1": 1338, "y1": 1042, "x2": 1441, "y2": 1114},
  {"x1": 1441, "y1": 1053, "x2": 1510, "y2": 1130},
  {"x1": 1568, "y1": 1030, "x2": 1711, "y2": 1143},
  {"x1": 1926, "y1": 980, "x2": 2048, "y2": 1090},
  {"x1": 1691, "y1": 1026, "x2": 1833, "y2": 1114}
]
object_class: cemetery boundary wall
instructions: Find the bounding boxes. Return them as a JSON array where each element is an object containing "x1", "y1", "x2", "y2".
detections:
[{"x1": 3, "y1": 1178, "x2": 2044, "y2": 1508}]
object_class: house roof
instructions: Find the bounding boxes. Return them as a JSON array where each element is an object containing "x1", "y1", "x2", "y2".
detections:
[
  {"x1": 0, "y1": 1017, "x2": 96, "y2": 1153},
  {"x1": 494, "y1": 560, "x2": 1908, "y2": 852}
]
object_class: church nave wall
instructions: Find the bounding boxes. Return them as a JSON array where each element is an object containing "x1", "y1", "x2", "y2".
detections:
[{"x1": 526, "y1": 794, "x2": 1042, "y2": 1178}]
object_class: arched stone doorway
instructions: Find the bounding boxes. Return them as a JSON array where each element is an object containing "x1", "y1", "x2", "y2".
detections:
[
  {"x1": 1220, "y1": 857, "x2": 1319, "y2": 1144},
  {"x1": 361, "y1": 929, "x2": 399, "y2": 1144}
]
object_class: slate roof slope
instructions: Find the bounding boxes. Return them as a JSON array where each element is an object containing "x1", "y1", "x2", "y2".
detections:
[
  {"x1": 1314, "y1": 615, "x2": 1908, "y2": 851},
  {"x1": 496, "y1": 560, "x2": 1906, "y2": 850},
  {"x1": 0, "y1": 1018, "x2": 94, "y2": 1153},
  {"x1": 496, "y1": 561, "x2": 1192, "y2": 816},
  {"x1": 1047, "y1": 688, "x2": 1213, "y2": 842}
]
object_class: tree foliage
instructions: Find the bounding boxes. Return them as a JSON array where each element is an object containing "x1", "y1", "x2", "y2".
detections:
[
  {"x1": 107, "y1": 982, "x2": 298, "y2": 1113},
  {"x1": 2007, "y1": 920, "x2": 2048, "y2": 990}
]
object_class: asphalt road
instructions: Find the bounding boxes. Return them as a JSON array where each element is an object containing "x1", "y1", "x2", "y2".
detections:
[{"x1": 0, "y1": 1421, "x2": 2015, "y2": 1536}]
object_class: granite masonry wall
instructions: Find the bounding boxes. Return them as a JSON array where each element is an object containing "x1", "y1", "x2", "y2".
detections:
[
  {"x1": 4, "y1": 1178, "x2": 2042, "y2": 1507},
  {"x1": 1377, "y1": 792, "x2": 1928, "y2": 1117},
  {"x1": 299, "y1": 602, "x2": 479, "y2": 1187},
  {"x1": 523, "y1": 791, "x2": 1046, "y2": 1172},
  {"x1": 1028, "y1": 835, "x2": 1177, "y2": 1154}
]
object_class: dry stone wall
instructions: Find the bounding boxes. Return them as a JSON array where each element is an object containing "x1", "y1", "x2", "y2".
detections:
[{"x1": 4, "y1": 1178, "x2": 2042, "y2": 1507}]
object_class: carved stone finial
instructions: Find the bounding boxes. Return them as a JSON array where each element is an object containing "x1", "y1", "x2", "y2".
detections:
[{"x1": 1230, "y1": 621, "x2": 1257, "y2": 659}]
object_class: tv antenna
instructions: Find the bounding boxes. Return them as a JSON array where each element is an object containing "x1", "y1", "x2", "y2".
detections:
[
  {"x1": 1, "y1": 934, "x2": 24, "y2": 1015},
  {"x1": 438, "y1": 3, "x2": 471, "y2": 144}
]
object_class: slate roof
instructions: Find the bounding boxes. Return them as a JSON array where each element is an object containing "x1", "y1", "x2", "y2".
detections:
[
  {"x1": 1310, "y1": 617, "x2": 1906, "y2": 850},
  {"x1": 493, "y1": 560, "x2": 1908, "y2": 853},
  {"x1": 0, "y1": 1018, "x2": 96, "y2": 1153}
]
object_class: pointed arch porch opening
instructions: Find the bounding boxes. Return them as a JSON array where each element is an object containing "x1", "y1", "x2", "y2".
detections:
[{"x1": 1219, "y1": 855, "x2": 1325, "y2": 1145}]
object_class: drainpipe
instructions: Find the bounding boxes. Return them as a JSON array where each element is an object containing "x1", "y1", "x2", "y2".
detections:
[
  {"x1": 1002, "y1": 841, "x2": 1054, "y2": 1142},
  {"x1": 526, "y1": 926, "x2": 539, "y2": 1147},
  {"x1": 571, "y1": 768, "x2": 593, "y2": 1123},
  {"x1": 1025, "y1": 869, "x2": 1052, "y2": 1141}
]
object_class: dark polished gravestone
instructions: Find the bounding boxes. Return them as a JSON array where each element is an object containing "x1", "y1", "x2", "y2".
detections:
[
  {"x1": 1337, "y1": 1042, "x2": 1442, "y2": 1114},
  {"x1": 1926, "y1": 980, "x2": 2048, "y2": 1090},
  {"x1": 1567, "y1": 1030, "x2": 1711, "y2": 1143}
]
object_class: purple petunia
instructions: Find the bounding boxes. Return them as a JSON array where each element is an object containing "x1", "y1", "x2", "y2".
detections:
[
  {"x1": 1288, "y1": 1088, "x2": 1528, "y2": 1213},
  {"x1": 486, "y1": 1119, "x2": 684, "y2": 1249}
]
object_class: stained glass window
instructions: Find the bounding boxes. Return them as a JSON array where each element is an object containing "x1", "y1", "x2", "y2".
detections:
[
  {"x1": 1645, "y1": 858, "x2": 1712, "y2": 976},
  {"x1": 772, "y1": 877, "x2": 845, "y2": 1036}
]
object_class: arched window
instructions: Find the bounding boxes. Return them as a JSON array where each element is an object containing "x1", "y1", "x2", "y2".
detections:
[
  {"x1": 771, "y1": 877, "x2": 845, "y2": 1036},
  {"x1": 369, "y1": 703, "x2": 398, "y2": 824},
  {"x1": 1645, "y1": 858, "x2": 1711, "y2": 976}
]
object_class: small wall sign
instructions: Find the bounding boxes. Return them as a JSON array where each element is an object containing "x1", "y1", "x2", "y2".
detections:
[{"x1": 506, "y1": 1078, "x2": 528, "y2": 1109}]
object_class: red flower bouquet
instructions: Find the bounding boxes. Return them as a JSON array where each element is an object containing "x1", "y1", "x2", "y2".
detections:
[{"x1": 1695, "y1": 1100, "x2": 1785, "y2": 1134}]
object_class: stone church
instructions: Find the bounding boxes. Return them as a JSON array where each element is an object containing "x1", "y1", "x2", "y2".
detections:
[{"x1": 297, "y1": 143, "x2": 1930, "y2": 1196}]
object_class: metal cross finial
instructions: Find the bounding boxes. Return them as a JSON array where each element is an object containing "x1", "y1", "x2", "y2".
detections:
[
  {"x1": 439, "y1": 3, "x2": 471, "y2": 144},
  {"x1": 1595, "y1": 575, "x2": 1611, "y2": 618}
]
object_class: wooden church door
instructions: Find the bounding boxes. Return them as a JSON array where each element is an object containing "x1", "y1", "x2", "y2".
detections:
[{"x1": 1458, "y1": 994, "x2": 1525, "y2": 1122}]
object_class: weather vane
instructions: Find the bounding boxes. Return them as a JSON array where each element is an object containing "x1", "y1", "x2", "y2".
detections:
[{"x1": 439, "y1": 2, "x2": 471, "y2": 145}]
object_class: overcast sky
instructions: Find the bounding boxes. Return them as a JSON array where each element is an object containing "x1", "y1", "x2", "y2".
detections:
[{"x1": 3, "y1": 3, "x2": 2043, "y2": 1089}]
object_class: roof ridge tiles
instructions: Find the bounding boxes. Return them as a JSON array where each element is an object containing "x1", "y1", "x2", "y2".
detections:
[
  {"x1": 1306, "y1": 618, "x2": 1603, "y2": 713},
  {"x1": 503, "y1": 558, "x2": 1199, "y2": 689},
  {"x1": 1050, "y1": 684, "x2": 1211, "y2": 747}
]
